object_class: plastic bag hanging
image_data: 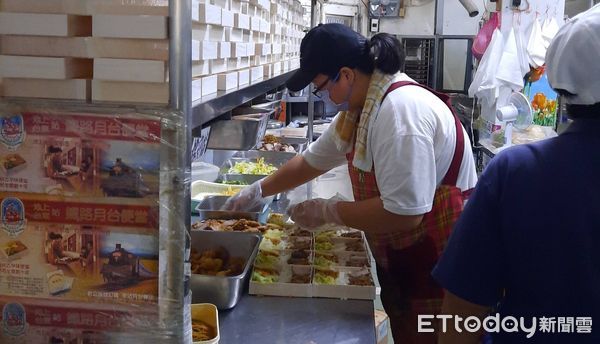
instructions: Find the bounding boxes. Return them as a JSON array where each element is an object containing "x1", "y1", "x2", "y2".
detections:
[
  {"x1": 469, "y1": 28, "x2": 504, "y2": 104},
  {"x1": 497, "y1": 27, "x2": 524, "y2": 91},
  {"x1": 527, "y1": 18, "x2": 546, "y2": 68},
  {"x1": 472, "y1": 12, "x2": 499, "y2": 60},
  {"x1": 541, "y1": 17, "x2": 560, "y2": 49}
]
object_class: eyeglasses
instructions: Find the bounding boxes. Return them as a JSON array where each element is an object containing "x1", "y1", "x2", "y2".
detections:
[{"x1": 312, "y1": 72, "x2": 340, "y2": 98}]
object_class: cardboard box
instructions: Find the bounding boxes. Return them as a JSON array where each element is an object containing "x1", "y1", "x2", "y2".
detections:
[
  {"x1": 260, "y1": 19, "x2": 270, "y2": 34},
  {"x1": 255, "y1": 43, "x2": 271, "y2": 56},
  {"x1": 192, "y1": 40, "x2": 201, "y2": 61},
  {"x1": 213, "y1": 0, "x2": 230, "y2": 9},
  {"x1": 217, "y1": 72, "x2": 238, "y2": 91},
  {"x1": 209, "y1": 59, "x2": 228, "y2": 74},
  {"x1": 192, "y1": 60, "x2": 210, "y2": 77},
  {"x1": 225, "y1": 28, "x2": 244, "y2": 42},
  {"x1": 201, "y1": 75, "x2": 218, "y2": 96},
  {"x1": 0, "y1": 0, "x2": 88, "y2": 15},
  {"x1": 93, "y1": 15, "x2": 167, "y2": 39},
  {"x1": 231, "y1": 42, "x2": 247, "y2": 58},
  {"x1": 251, "y1": 16, "x2": 261, "y2": 31},
  {"x1": 219, "y1": 42, "x2": 232, "y2": 59},
  {"x1": 221, "y1": 9, "x2": 234, "y2": 27},
  {"x1": 250, "y1": 65, "x2": 264, "y2": 82},
  {"x1": 0, "y1": 36, "x2": 89, "y2": 58},
  {"x1": 0, "y1": 55, "x2": 92, "y2": 79},
  {"x1": 2, "y1": 78, "x2": 90, "y2": 100},
  {"x1": 374, "y1": 310, "x2": 390, "y2": 344},
  {"x1": 192, "y1": 78, "x2": 202, "y2": 101},
  {"x1": 246, "y1": 43, "x2": 256, "y2": 56},
  {"x1": 94, "y1": 58, "x2": 166, "y2": 83},
  {"x1": 0, "y1": 13, "x2": 91, "y2": 37},
  {"x1": 193, "y1": 2, "x2": 222, "y2": 25},
  {"x1": 193, "y1": 24, "x2": 226, "y2": 41},
  {"x1": 252, "y1": 31, "x2": 266, "y2": 43},
  {"x1": 92, "y1": 80, "x2": 168, "y2": 104},
  {"x1": 238, "y1": 69, "x2": 250, "y2": 86},
  {"x1": 90, "y1": 38, "x2": 169, "y2": 60},
  {"x1": 234, "y1": 13, "x2": 250, "y2": 30},
  {"x1": 272, "y1": 43, "x2": 282, "y2": 55},
  {"x1": 200, "y1": 41, "x2": 219, "y2": 60}
]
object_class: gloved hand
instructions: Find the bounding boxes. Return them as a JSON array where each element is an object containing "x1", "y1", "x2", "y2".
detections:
[
  {"x1": 221, "y1": 180, "x2": 265, "y2": 211},
  {"x1": 287, "y1": 198, "x2": 343, "y2": 228}
]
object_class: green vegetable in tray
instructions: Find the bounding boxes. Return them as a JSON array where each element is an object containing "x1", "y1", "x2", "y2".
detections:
[
  {"x1": 314, "y1": 270, "x2": 338, "y2": 285},
  {"x1": 315, "y1": 241, "x2": 334, "y2": 251},
  {"x1": 252, "y1": 269, "x2": 279, "y2": 284},
  {"x1": 315, "y1": 230, "x2": 337, "y2": 243},
  {"x1": 222, "y1": 180, "x2": 249, "y2": 185},
  {"x1": 254, "y1": 253, "x2": 279, "y2": 268},
  {"x1": 314, "y1": 255, "x2": 336, "y2": 267},
  {"x1": 228, "y1": 158, "x2": 278, "y2": 175}
]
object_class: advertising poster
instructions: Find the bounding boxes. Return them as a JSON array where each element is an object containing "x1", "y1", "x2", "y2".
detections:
[
  {"x1": 0, "y1": 111, "x2": 163, "y2": 341},
  {"x1": 525, "y1": 74, "x2": 558, "y2": 128}
]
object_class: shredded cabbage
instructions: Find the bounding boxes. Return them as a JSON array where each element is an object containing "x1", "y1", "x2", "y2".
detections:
[
  {"x1": 254, "y1": 253, "x2": 279, "y2": 268},
  {"x1": 228, "y1": 158, "x2": 277, "y2": 175},
  {"x1": 314, "y1": 255, "x2": 335, "y2": 267},
  {"x1": 315, "y1": 241, "x2": 334, "y2": 251},
  {"x1": 252, "y1": 270, "x2": 279, "y2": 284},
  {"x1": 314, "y1": 273, "x2": 336, "y2": 285}
]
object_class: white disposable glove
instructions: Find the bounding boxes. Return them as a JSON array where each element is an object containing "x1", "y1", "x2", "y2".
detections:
[
  {"x1": 221, "y1": 180, "x2": 265, "y2": 211},
  {"x1": 287, "y1": 198, "x2": 343, "y2": 228}
]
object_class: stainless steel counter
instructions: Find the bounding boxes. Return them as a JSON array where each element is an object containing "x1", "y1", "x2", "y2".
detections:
[
  {"x1": 191, "y1": 162, "x2": 375, "y2": 343},
  {"x1": 218, "y1": 295, "x2": 376, "y2": 344}
]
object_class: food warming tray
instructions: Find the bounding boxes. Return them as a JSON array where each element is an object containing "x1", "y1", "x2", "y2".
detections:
[
  {"x1": 195, "y1": 195, "x2": 271, "y2": 222},
  {"x1": 189, "y1": 231, "x2": 261, "y2": 309}
]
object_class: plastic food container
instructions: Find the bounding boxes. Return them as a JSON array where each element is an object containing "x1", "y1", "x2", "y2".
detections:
[{"x1": 191, "y1": 303, "x2": 220, "y2": 344}]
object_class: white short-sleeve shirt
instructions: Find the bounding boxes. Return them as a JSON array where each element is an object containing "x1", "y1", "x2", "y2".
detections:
[{"x1": 303, "y1": 74, "x2": 478, "y2": 216}]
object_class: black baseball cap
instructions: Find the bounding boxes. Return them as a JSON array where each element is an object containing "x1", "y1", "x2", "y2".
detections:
[{"x1": 286, "y1": 23, "x2": 367, "y2": 92}]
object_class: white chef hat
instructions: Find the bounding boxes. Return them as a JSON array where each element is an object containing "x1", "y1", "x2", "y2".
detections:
[{"x1": 546, "y1": 4, "x2": 600, "y2": 105}]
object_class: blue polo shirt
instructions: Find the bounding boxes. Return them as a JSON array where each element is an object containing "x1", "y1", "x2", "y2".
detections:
[{"x1": 432, "y1": 119, "x2": 600, "y2": 343}]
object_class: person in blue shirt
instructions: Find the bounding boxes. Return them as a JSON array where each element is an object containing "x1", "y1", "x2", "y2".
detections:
[{"x1": 432, "y1": 5, "x2": 600, "y2": 344}]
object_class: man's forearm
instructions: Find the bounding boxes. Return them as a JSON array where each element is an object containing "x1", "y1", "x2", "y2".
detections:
[
  {"x1": 261, "y1": 155, "x2": 325, "y2": 197},
  {"x1": 336, "y1": 197, "x2": 423, "y2": 234}
]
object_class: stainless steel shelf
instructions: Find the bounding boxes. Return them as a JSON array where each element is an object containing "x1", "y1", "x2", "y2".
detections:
[{"x1": 191, "y1": 70, "x2": 297, "y2": 131}]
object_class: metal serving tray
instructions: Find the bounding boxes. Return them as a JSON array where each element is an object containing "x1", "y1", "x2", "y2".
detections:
[
  {"x1": 256, "y1": 136, "x2": 309, "y2": 155},
  {"x1": 195, "y1": 195, "x2": 271, "y2": 221},
  {"x1": 206, "y1": 113, "x2": 269, "y2": 151},
  {"x1": 219, "y1": 154, "x2": 289, "y2": 184},
  {"x1": 190, "y1": 231, "x2": 261, "y2": 309}
]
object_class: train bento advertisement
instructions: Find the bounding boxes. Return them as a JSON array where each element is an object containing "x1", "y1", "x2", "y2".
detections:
[
  {"x1": 0, "y1": 197, "x2": 160, "y2": 306},
  {"x1": 0, "y1": 111, "x2": 163, "y2": 337},
  {"x1": 0, "y1": 112, "x2": 161, "y2": 200}
]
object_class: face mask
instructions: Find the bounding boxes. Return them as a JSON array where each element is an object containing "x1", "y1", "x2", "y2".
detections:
[{"x1": 321, "y1": 83, "x2": 352, "y2": 112}]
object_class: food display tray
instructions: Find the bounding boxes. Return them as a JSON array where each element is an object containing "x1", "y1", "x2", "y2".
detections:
[
  {"x1": 249, "y1": 225, "x2": 376, "y2": 300},
  {"x1": 190, "y1": 231, "x2": 261, "y2": 310},
  {"x1": 195, "y1": 195, "x2": 271, "y2": 222}
]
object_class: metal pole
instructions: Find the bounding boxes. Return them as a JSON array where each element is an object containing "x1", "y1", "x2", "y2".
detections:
[{"x1": 162, "y1": 0, "x2": 192, "y2": 342}]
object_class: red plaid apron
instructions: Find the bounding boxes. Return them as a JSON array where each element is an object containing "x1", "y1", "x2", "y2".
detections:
[{"x1": 346, "y1": 81, "x2": 472, "y2": 343}]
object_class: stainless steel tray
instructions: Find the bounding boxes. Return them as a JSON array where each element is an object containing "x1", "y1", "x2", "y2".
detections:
[
  {"x1": 190, "y1": 231, "x2": 261, "y2": 309},
  {"x1": 206, "y1": 113, "x2": 269, "y2": 151},
  {"x1": 219, "y1": 155, "x2": 287, "y2": 184},
  {"x1": 195, "y1": 195, "x2": 271, "y2": 221},
  {"x1": 257, "y1": 136, "x2": 309, "y2": 155}
]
